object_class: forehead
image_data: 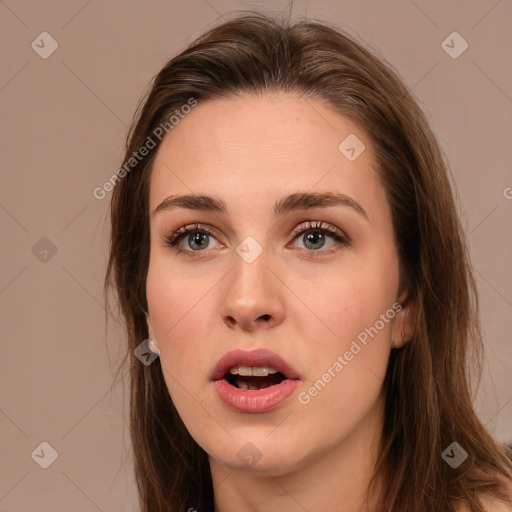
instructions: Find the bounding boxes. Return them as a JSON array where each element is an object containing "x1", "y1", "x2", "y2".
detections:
[{"x1": 149, "y1": 94, "x2": 387, "y2": 225}]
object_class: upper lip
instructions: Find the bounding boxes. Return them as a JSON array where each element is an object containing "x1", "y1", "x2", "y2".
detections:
[{"x1": 211, "y1": 348, "x2": 301, "y2": 381}]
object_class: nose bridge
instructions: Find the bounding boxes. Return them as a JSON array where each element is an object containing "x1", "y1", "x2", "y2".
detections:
[
  {"x1": 227, "y1": 243, "x2": 271, "y2": 308},
  {"x1": 220, "y1": 240, "x2": 284, "y2": 330}
]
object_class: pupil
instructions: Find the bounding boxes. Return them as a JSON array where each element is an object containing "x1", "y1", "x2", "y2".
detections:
[
  {"x1": 189, "y1": 232, "x2": 208, "y2": 250},
  {"x1": 304, "y1": 231, "x2": 325, "y2": 250}
]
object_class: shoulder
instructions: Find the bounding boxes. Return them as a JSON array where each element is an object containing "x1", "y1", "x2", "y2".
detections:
[
  {"x1": 479, "y1": 494, "x2": 512, "y2": 512},
  {"x1": 454, "y1": 478, "x2": 512, "y2": 512},
  {"x1": 455, "y1": 498, "x2": 511, "y2": 512}
]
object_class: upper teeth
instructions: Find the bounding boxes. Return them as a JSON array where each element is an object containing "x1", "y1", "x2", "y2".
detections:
[{"x1": 229, "y1": 366, "x2": 279, "y2": 377}]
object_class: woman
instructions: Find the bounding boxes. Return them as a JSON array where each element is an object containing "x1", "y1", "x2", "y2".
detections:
[{"x1": 105, "y1": 11, "x2": 512, "y2": 512}]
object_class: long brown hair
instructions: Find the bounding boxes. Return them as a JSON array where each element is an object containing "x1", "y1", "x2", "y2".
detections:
[{"x1": 105, "y1": 11, "x2": 512, "y2": 512}]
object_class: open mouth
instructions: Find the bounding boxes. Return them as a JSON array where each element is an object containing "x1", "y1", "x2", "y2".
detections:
[
  {"x1": 213, "y1": 351, "x2": 301, "y2": 412},
  {"x1": 223, "y1": 366, "x2": 288, "y2": 390}
]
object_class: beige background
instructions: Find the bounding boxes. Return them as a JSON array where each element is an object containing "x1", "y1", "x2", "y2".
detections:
[{"x1": 0, "y1": 0, "x2": 511, "y2": 510}]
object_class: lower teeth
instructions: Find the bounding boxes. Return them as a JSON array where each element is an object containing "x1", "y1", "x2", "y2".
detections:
[{"x1": 234, "y1": 378, "x2": 277, "y2": 390}]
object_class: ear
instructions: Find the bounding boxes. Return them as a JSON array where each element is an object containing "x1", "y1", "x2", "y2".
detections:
[
  {"x1": 146, "y1": 313, "x2": 155, "y2": 340},
  {"x1": 145, "y1": 314, "x2": 161, "y2": 355},
  {"x1": 391, "y1": 289, "x2": 417, "y2": 349}
]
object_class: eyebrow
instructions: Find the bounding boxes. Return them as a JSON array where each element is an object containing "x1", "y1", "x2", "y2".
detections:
[{"x1": 153, "y1": 191, "x2": 369, "y2": 222}]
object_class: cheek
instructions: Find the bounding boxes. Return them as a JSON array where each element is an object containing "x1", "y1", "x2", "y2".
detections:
[
  {"x1": 145, "y1": 259, "x2": 214, "y2": 369},
  {"x1": 303, "y1": 254, "x2": 399, "y2": 344},
  {"x1": 295, "y1": 255, "x2": 399, "y2": 403},
  {"x1": 294, "y1": 288, "x2": 395, "y2": 441},
  {"x1": 146, "y1": 281, "x2": 210, "y2": 425}
]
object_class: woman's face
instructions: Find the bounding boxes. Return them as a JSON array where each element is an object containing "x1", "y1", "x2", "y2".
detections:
[{"x1": 146, "y1": 94, "x2": 413, "y2": 476}]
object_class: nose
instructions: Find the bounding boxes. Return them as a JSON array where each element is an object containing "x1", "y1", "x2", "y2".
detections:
[{"x1": 220, "y1": 249, "x2": 285, "y2": 332}]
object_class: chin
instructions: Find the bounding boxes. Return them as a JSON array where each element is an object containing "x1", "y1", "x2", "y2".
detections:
[{"x1": 208, "y1": 432, "x2": 308, "y2": 476}]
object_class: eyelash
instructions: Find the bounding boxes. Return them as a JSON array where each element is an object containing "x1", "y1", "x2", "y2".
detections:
[{"x1": 163, "y1": 221, "x2": 349, "y2": 258}]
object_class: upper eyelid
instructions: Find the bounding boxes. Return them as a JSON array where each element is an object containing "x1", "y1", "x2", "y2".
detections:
[
  {"x1": 291, "y1": 220, "x2": 347, "y2": 238},
  {"x1": 167, "y1": 222, "x2": 221, "y2": 242},
  {"x1": 166, "y1": 220, "x2": 347, "y2": 246}
]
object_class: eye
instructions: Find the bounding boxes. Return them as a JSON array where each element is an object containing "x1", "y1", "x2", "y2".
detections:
[
  {"x1": 164, "y1": 223, "x2": 223, "y2": 254},
  {"x1": 163, "y1": 220, "x2": 349, "y2": 257},
  {"x1": 289, "y1": 221, "x2": 349, "y2": 253}
]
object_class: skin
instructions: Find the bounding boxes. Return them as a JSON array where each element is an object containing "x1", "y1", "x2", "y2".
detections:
[
  {"x1": 455, "y1": 477, "x2": 512, "y2": 512},
  {"x1": 145, "y1": 94, "x2": 417, "y2": 512}
]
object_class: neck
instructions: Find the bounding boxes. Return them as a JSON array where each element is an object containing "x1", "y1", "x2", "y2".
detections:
[{"x1": 210, "y1": 391, "x2": 385, "y2": 512}]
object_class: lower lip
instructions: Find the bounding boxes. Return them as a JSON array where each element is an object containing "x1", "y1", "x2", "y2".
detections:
[{"x1": 213, "y1": 378, "x2": 300, "y2": 413}]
